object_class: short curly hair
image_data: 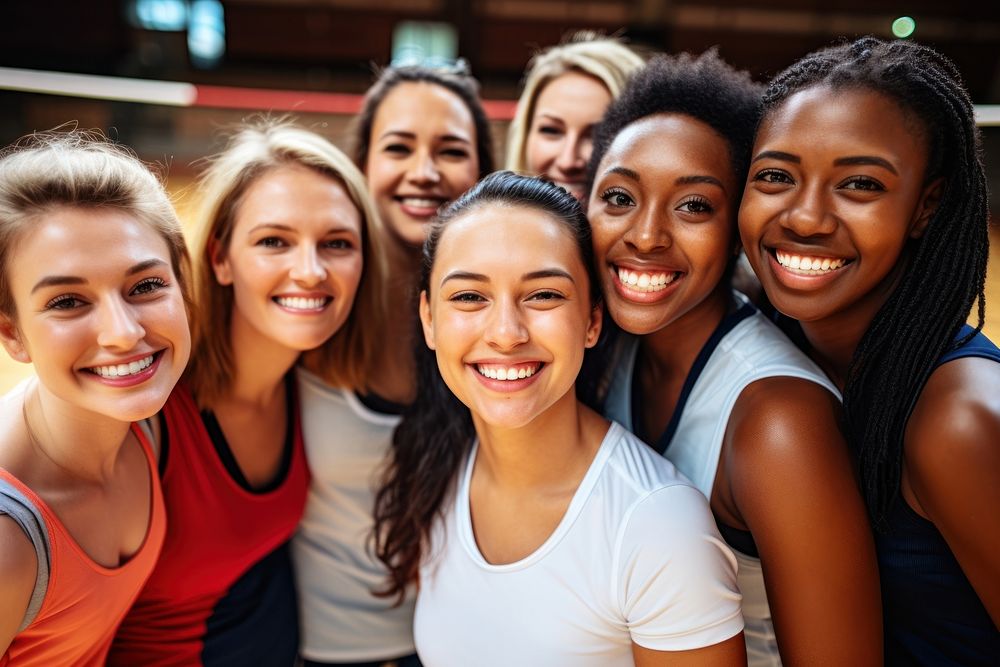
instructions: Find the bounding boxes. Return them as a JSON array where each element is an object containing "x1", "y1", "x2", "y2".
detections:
[{"x1": 587, "y1": 49, "x2": 763, "y2": 205}]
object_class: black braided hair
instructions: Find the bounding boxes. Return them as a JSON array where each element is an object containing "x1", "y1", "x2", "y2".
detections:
[{"x1": 759, "y1": 36, "x2": 990, "y2": 530}]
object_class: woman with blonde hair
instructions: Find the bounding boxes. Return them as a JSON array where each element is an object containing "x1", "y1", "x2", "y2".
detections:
[
  {"x1": 110, "y1": 118, "x2": 385, "y2": 666},
  {"x1": 0, "y1": 130, "x2": 191, "y2": 664},
  {"x1": 506, "y1": 31, "x2": 644, "y2": 201}
]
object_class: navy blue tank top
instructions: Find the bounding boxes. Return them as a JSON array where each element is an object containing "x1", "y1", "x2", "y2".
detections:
[{"x1": 877, "y1": 325, "x2": 1000, "y2": 665}]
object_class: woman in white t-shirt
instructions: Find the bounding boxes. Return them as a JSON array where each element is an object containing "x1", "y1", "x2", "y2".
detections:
[{"x1": 373, "y1": 171, "x2": 745, "y2": 666}]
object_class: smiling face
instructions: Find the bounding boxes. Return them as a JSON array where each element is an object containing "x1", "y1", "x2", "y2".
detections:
[
  {"x1": 420, "y1": 205, "x2": 601, "y2": 431},
  {"x1": 365, "y1": 81, "x2": 480, "y2": 247},
  {"x1": 525, "y1": 71, "x2": 612, "y2": 201},
  {"x1": 738, "y1": 85, "x2": 937, "y2": 326},
  {"x1": 588, "y1": 114, "x2": 737, "y2": 336},
  {"x1": 212, "y1": 163, "x2": 364, "y2": 357},
  {"x1": 0, "y1": 207, "x2": 190, "y2": 422}
]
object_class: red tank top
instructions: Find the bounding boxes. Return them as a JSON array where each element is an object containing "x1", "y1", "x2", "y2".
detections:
[
  {"x1": 109, "y1": 381, "x2": 309, "y2": 665},
  {"x1": 0, "y1": 424, "x2": 166, "y2": 667}
]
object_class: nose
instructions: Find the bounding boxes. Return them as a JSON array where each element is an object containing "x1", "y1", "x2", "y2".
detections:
[
  {"x1": 96, "y1": 296, "x2": 145, "y2": 350},
  {"x1": 289, "y1": 245, "x2": 328, "y2": 286},
  {"x1": 407, "y1": 150, "x2": 442, "y2": 185},
  {"x1": 781, "y1": 182, "x2": 837, "y2": 237},
  {"x1": 554, "y1": 133, "x2": 586, "y2": 174},
  {"x1": 623, "y1": 205, "x2": 671, "y2": 254},
  {"x1": 484, "y1": 298, "x2": 529, "y2": 351}
]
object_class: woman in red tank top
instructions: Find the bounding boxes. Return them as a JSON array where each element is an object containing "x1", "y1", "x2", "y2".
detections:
[{"x1": 0, "y1": 130, "x2": 192, "y2": 666}]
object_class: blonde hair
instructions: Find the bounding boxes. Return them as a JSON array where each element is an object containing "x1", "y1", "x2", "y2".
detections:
[
  {"x1": 186, "y1": 118, "x2": 388, "y2": 405},
  {"x1": 505, "y1": 31, "x2": 645, "y2": 173},
  {"x1": 0, "y1": 129, "x2": 190, "y2": 320}
]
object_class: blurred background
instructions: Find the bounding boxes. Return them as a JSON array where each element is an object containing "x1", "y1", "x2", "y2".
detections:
[{"x1": 1, "y1": 0, "x2": 998, "y2": 391}]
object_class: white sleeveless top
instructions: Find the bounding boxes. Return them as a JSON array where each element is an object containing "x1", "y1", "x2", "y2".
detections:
[{"x1": 603, "y1": 291, "x2": 840, "y2": 666}]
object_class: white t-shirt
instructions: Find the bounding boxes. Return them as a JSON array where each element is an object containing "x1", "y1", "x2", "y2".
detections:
[
  {"x1": 292, "y1": 368, "x2": 416, "y2": 662},
  {"x1": 414, "y1": 422, "x2": 744, "y2": 666}
]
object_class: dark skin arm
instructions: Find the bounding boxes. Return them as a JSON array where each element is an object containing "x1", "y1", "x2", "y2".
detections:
[
  {"x1": 903, "y1": 357, "x2": 1000, "y2": 627},
  {"x1": 632, "y1": 633, "x2": 747, "y2": 666},
  {"x1": 0, "y1": 515, "x2": 37, "y2": 653},
  {"x1": 720, "y1": 377, "x2": 882, "y2": 665}
]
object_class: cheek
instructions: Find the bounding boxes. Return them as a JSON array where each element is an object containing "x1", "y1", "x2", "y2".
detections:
[
  {"x1": 442, "y1": 163, "x2": 478, "y2": 200},
  {"x1": 525, "y1": 135, "x2": 555, "y2": 172},
  {"x1": 365, "y1": 161, "x2": 399, "y2": 200}
]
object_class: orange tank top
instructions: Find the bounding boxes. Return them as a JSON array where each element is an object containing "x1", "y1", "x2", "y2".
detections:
[{"x1": 0, "y1": 423, "x2": 166, "y2": 666}]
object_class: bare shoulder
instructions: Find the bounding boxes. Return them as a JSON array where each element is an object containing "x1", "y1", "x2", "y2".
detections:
[
  {"x1": 726, "y1": 375, "x2": 844, "y2": 473},
  {"x1": 906, "y1": 357, "x2": 1000, "y2": 476},
  {"x1": 0, "y1": 515, "x2": 38, "y2": 651}
]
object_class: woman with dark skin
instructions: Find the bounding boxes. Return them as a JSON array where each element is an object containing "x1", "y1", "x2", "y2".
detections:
[
  {"x1": 739, "y1": 37, "x2": 1000, "y2": 664},
  {"x1": 585, "y1": 52, "x2": 881, "y2": 665}
]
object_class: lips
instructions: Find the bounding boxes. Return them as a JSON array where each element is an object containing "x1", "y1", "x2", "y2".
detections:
[
  {"x1": 395, "y1": 195, "x2": 447, "y2": 218},
  {"x1": 608, "y1": 262, "x2": 684, "y2": 304}
]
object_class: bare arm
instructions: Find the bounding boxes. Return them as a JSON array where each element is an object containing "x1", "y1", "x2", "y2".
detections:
[
  {"x1": 632, "y1": 633, "x2": 747, "y2": 667},
  {"x1": 904, "y1": 357, "x2": 1000, "y2": 627},
  {"x1": 0, "y1": 515, "x2": 38, "y2": 654},
  {"x1": 725, "y1": 377, "x2": 882, "y2": 665}
]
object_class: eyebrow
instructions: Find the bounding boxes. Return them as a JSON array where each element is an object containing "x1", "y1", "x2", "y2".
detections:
[
  {"x1": 377, "y1": 130, "x2": 471, "y2": 144},
  {"x1": 248, "y1": 223, "x2": 359, "y2": 236},
  {"x1": 833, "y1": 156, "x2": 898, "y2": 175},
  {"x1": 751, "y1": 150, "x2": 800, "y2": 164},
  {"x1": 440, "y1": 268, "x2": 575, "y2": 286},
  {"x1": 603, "y1": 167, "x2": 725, "y2": 191},
  {"x1": 31, "y1": 258, "x2": 169, "y2": 294}
]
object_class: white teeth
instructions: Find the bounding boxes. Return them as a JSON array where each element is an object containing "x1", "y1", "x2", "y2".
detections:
[
  {"x1": 276, "y1": 296, "x2": 327, "y2": 310},
  {"x1": 400, "y1": 197, "x2": 442, "y2": 208},
  {"x1": 90, "y1": 354, "x2": 154, "y2": 378},
  {"x1": 477, "y1": 364, "x2": 539, "y2": 381},
  {"x1": 775, "y1": 250, "x2": 846, "y2": 274},
  {"x1": 616, "y1": 267, "x2": 676, "y2": 292}
]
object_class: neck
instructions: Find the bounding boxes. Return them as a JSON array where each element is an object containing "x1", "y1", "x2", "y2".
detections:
[
  {"x1": 639, "y1": 283, "x2": 731, "y2": 379},
  {"x1": 369, "y1": 238, "x2": 423, "y2": 402},
  {"x1": 24, "y1": 381, "x2": 133, "y2": 484},
  {"x1": 224, "y1": 313, "x2": 298, "y2": 409},
  {"x1": 471, "y1": 390, "x2": 604, "y2": 491}
]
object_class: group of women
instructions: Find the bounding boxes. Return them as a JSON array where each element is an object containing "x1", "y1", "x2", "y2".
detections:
[{"x1": 0, "y1": 29, "x2": 996, "y2": 667}]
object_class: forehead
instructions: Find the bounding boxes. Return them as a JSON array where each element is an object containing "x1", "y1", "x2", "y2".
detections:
[
  {"x1": 600, "y1": 113, "x2": 734, "y2": 183},
  {"x1": 235, "y1": 164, "x2": 361, "y2": 231},
  {"x1": 10, "y1": 206, "x2": 171, "y2": 281},
  {"x1": 535, "y1": 71, "x2": 611, "y2": 114},
  {"x1": 372, "y1": 81, "x2": 475, "y2": 138},
  {"x1": 758, "y1": 85, "x2": 927, "y2": 162},
  {"x1": 433, "y1": 204, "x2": 582, "y2": 275}
]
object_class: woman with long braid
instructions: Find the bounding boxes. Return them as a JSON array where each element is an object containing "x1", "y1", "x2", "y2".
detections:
[{"x1": 739, "y1": 36, "x2": 1000, "y2": 664}]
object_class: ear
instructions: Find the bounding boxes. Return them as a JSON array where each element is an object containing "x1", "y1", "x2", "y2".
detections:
[
  {"x1": 0, "y1": 316, "x2": 30, "y2": 364},
  {"x1": 419, "y1": 290, "x2": 435, "y2": 350},
  {"x1": 584, "y1": 304, "x2": 602, "y2": 349},
  {"x1": 910, "y1": 177, "x2": 944, "y2": 240},
  {"x1": 208, "y1": 238, "x2": 233, "y2": 286}
]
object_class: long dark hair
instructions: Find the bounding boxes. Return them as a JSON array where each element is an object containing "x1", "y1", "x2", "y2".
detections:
[
  {"x1": 352, "y1": 64, "x2": 494, "y2": 179},
  {"x1": 759, "y1": 37, "x2": 989, "y2": 529},
  {"x1": 372, "y1": 171, "x2": 600, "y2": 603}
]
